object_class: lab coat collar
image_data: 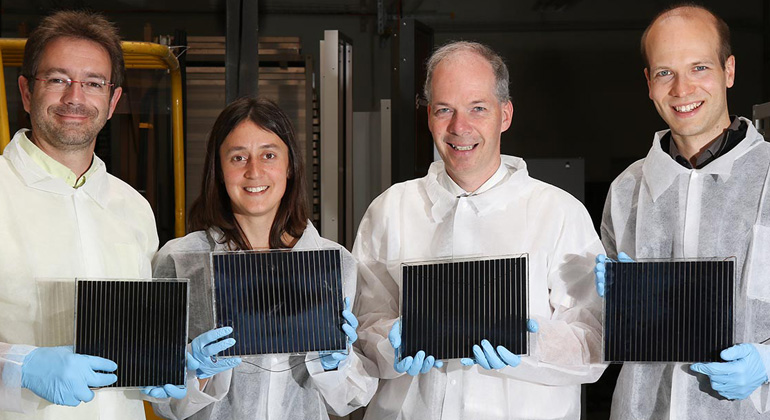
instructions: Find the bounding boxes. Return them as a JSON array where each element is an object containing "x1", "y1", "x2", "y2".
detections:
[
  {"x1": 294, "y1": 221, "x2": 324, "y2": 250},
  {"x1": 426, "y1": 155, "x2": 528, "y2": 221},
  {"x1": 5, "y1": 129, "x2": 111, "y2": 208},
  {"x1": 208, "y1": 220, "x2": 325, "y2": 251},
  {"x1": 642, "y1": 117, "x2": 764, "y2": 202}
]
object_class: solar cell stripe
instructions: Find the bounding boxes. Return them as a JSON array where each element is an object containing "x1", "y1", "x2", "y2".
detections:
[
  {"x1": 74, "y1": 279, "x2": 188, "y2": 388},
  {"x1": 603, "y1": 260, "x2": 734, "y2": 362},
  {"x1": 211, "y1": 249, "x2": 346, "y2": 356},
  {"x1": 400, "y1": 256, "x2": 529, "y2": 361}
]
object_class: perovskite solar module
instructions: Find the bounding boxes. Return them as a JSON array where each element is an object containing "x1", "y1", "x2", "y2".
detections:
[
  {"x1": 211, "y1": 249, "x2": 346, "y2": 356},
  {"x1": 74, "y1": 279, "x2": 189, "y2": 388},
  {"x1": 603, "y1": 259, "x2": 734, "y2": 362},
  {"x1": 400, "y1": 255, "x2": 529, "y2": 361}
]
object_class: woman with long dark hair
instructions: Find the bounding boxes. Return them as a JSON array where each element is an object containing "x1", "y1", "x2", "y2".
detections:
[{"x1": 151, "y1": 97, "x2": 376, "y2": 419}]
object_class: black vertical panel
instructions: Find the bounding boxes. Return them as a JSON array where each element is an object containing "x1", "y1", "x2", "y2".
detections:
[
  {"x1": 391, "y1": 18, "x2": 435, "y2": 184},
  {"x1": 400, "y1": 256, "x2": 529, "y2": 360},
  {"x1": 603, "y1": 260, "x2": 735, "y2": 362},
  {"x1": 225, "y1": 0, "x2": 259, "y2": 104},
  {"x1": 74, "y1": 279, "x2": 188, "y2": 388},
  {"x1": 212, "y1": 249, "x2": 346, "y2": 356}
]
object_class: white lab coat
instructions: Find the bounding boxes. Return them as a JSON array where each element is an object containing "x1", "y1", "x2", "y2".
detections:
[
  {"x1": 353, "y1": 155, "x2": 606, "y2": 420},
  {"x1": 150, "y1": 223, "x2": 378, "y2": 420},
  {"x1": 0, "y1": 130, "x2": 158, "y2": 419},
  {"x1": 602, "y1": 118, "x2": 770, "y2": 419}
]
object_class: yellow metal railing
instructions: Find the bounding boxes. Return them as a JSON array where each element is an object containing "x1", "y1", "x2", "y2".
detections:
[{"x1": 0, "y1": 39, "x2": 186, "y2": 238}]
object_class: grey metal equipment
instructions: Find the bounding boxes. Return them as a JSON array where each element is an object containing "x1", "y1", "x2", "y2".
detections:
[
  {"x1": 225, "y1": 0, "x2": 259, "y2": 103},
  {"x1": 753, "y1": 101, "x2": 770, "y2": 140},
  {"x1": 320, "y1": 31, "x2": 354, "y2": 246}
]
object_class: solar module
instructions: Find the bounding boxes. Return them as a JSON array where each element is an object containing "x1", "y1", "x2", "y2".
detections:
[
  {"x1": 74, "y1": 279, "x2": 189, "y2": 388},
  {"x1": 210, "y1": 248, "x2": 346, "y2": 356},
  {"x1": 603, "y1": 259, "x2": 735, "y2": 362},
  {"x1": 400, "y1": 255, "x2": 529, "y2": 361}
]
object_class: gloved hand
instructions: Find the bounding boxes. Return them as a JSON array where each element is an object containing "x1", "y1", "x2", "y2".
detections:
[
  {"x1": 141, "y1": 353, "x2": 199, "y2": 399},
  {"x1": 389, "y1": 320, "x2": 443, "y2": 376},
  {"x1": 189, "y1": 326, "x2": 242, "y2": 379},
  {"x1": 21, "y1": 346, "x2": 118, "y2": 406},
  {"x1": 142, "y1": 384, "x2": 187, "y2": 399},
  {"x1": 690, "y1": 343, "x2": 770, "y2": 400},
  {"x1": 321, "y1": 297, "x2": 359, "y2": 370},
  {"x1": 460, "y1": 319, "x2": 539, "y2": 369},
  {"x1": 594, "y1": 252, "x2": 634, "y2": 297}
]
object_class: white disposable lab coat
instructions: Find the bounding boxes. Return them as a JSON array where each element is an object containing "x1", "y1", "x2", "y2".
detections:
[
  {"x1": 602, "y1": 118, "x2": 770, "y2": 419},
  {"x1": 150, "y1": 223, "x2": 377, "y2": 420},
  {"x1": 0, "y1": 130, "x2": 158, "y2": 419},
  {"x1": 353, "y1": 155, "x2": 606, "y2": 420}
]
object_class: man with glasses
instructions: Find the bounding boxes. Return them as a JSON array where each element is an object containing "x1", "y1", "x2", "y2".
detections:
[{"x1": 0, "y1": 11, "x2": 163, "y2": 419}]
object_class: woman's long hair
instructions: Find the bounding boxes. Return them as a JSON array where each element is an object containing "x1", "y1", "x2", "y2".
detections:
[{"x1": 188, "y1": 97, "x2": 309, "y2": 250}]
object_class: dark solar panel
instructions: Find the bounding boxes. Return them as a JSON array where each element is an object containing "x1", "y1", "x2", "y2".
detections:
[
  {"x1": 74, "y1": 279, "x2": 189, "y2": 388},
  {"x1": 211, "y1": 249, "x2": 346, "y2": 356},
  {"x1": 603, "y1": 259, "x2": 735, "y2": 362},
  {"x1": 400, "y1": 255, "x2": 529, "y2": 360}
]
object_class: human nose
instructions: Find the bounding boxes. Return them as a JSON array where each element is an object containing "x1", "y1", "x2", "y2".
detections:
[
  {"x1": 447, "y1": 112, "x2": 471, "y2": 136},
  {"x1": 243, "y1": 159, "x2": 262, "y2": 178},
  {"x1": 670, "y1": 74, "x2": 695, "y2": 97},
  {"x1": 60, "y1": 81, "x2": 86, "y2": 104}
]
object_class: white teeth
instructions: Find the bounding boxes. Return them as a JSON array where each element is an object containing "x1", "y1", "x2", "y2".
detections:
[
  {"x1": 449, "y1": 143, "x2": 475, "y2": 151},
  {"x1": 245, "y1": 186, "x2": 268, "y2": 193},
  {"x1": 675, "y1": 102, "x2": 703, "y2": 112}
]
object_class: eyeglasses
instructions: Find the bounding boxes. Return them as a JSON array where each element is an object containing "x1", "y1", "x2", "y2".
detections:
[{"x1": 34, "y1": 77, "x2": 114, "y2": 96}]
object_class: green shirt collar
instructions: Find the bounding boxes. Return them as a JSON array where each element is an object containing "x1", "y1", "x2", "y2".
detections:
[{"x1": 18, "y1": 131, "x2": 97, "y2": 188}]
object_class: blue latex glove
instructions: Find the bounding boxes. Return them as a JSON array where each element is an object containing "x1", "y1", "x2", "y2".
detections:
[
  {"x1": 460, "y1": 319, "x2": 539, "y2": 369},
  {"x1": 389, "y1": 320, "x2": 443, "y2": 376},
  {"x1": 321, "y1": 297, "x2": 359, "y2": 370},
  {"x1": 141, "y1": 353, "x2": 199, "y2": 399},
  {"x1": 142, "y1": 383, "x2": 187, "y2": 399},
  {"x1": 690, "y1": 343, "x2": 770, "y2": 400},
  {"x1": 594, "y1": 252, "x2": 634, "y2": 297},
  {"x1": 21, "y1": 346, "x2": 117, "y2": 407},
  {"x1": 189, "y1": 326, "x2": 242, "y2": 379}
]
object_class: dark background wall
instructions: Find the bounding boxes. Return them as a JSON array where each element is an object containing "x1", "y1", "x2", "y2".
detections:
[{"x1": 2, "y1": 0, "x2": 766, "y2": 187}]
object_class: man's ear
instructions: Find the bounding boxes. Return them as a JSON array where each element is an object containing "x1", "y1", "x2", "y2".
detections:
[
  {"x1": 106, "y1": 86, "x2": 123, "y2": 120},
  {"x1": 724, "y1": 55, "x2": 735, "y2": 88},
  {"x1": 500, "y1": 101, "x2": 513, "y2": 133},
  {"x1": 19, "y1": 75, "x2": 32, "y2": 113}
]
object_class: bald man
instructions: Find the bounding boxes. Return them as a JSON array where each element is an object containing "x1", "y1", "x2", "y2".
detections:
[{"x1": 599, "y1": 5, "x2": 770, "y2": 419}]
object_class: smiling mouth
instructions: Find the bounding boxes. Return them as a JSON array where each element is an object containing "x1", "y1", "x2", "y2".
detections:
[
  {"x1": 245, "y1": 186, "x2": 268, "y2": 193},
  {"x1": 448, "y1": 143, "x2": 478, "y2": 151},
  {"x1": 673, "y1": 101, "x2": 703, "y2": 113}
]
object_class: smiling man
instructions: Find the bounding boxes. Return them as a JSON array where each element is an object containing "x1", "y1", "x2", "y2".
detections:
[
  {"x1": 599, "y1": 4, "x2": 770, "y2": 419},
  {"x1": 0, "y1": 11, "x2": 161, "y2": 420},
  {"x1": 353, "y1": 41, "x2": 606, "y2": 420}
]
